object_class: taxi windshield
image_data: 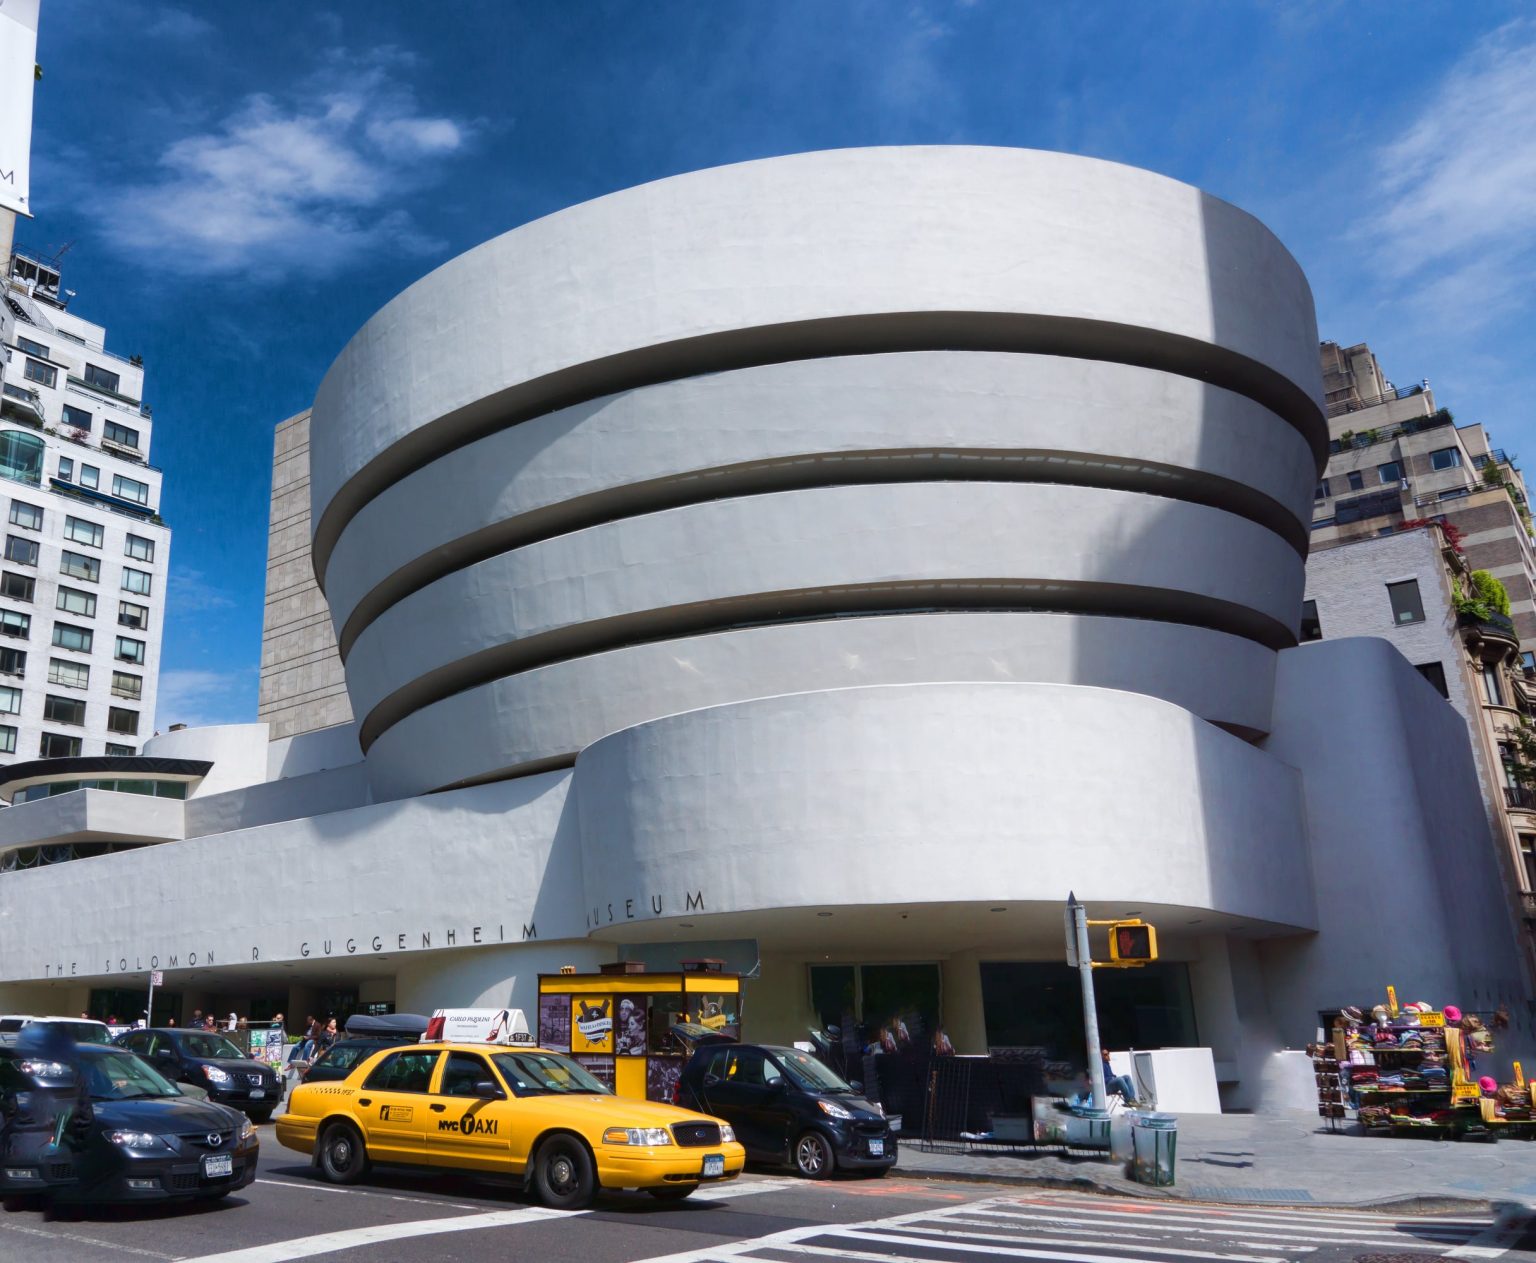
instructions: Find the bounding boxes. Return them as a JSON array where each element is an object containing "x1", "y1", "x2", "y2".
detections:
[
  {"x1": 82, "y1": 1049, "x2": 181, "y2": 1100},
  {"x1": 491, "y1": 1050, "x2": 610, "y2": 1096}
]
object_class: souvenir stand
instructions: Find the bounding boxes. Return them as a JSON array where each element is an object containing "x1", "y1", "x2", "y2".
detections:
[
  {"x1": 536, "y1": 962, "x2": 742, "y2": 1104},
  {"x1": 1332, "y1": 990, "x2": 1505, "y2": 1139}
]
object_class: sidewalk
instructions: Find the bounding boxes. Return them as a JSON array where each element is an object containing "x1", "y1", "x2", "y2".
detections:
[{"x1": 894, "y1": 1110, "x2": 1536, "y2": 1211}]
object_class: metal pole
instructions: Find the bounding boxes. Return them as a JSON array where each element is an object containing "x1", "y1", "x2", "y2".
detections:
[
  {"x1": 146, "y1": 976, "x2": 154, "y2": 1029},
  {"x1": 1069, "y1": 893, "x2": 1107, "y2": 1111}
]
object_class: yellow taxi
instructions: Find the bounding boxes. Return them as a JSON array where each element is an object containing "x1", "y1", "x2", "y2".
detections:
[{"x1": 274, "y1": 1010, "x2": 745, "y2": 1208}]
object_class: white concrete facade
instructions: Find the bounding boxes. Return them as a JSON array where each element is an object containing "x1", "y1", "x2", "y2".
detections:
[{"x1": 0, "y1": 148, "x2": 1529, "y2": 1107}]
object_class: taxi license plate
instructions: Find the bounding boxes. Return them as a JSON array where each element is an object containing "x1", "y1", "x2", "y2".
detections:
[
  {"x1": 868, "y1": 1138, "x2": 884, "y2": 1156},
  {"x1": 701, "y1": 1154, "x2": 725, "y2": 1178},
  {"x1": 250, "y1": 1089, "x2": 266, "y2": 1099},
  {"x1": 203, "y1": 1154, "x2": 233, "y2": 1179}
]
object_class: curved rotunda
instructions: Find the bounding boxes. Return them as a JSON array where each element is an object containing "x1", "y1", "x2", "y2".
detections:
[{"x1": 309, "y1": 146, "x2": 1323, "y2": 801}]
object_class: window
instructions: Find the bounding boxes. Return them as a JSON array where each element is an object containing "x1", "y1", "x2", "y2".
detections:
[
  {"x1": 1500, "y1": 742, "x2": 1520, "y2": 788},
  {"x1": 1386, "y1": 580, "x2": 1424, "y2": 625},
  {"x1": 64, "y1": 516, "x2": 103, "y2": 547},
  {"x1": 1, "y1": 609, "x2": 30, "y2": 638},
  {"x1": 56, "y1": 586, "x2": 97, "y2": 618},
  {"x1": 1378, "y1": 461, "x2": 1404, "y2": 484},
  {"x1": 1523, "y1": 651, "x2": 1536, "y2": 673},
  {"x1": 1347, "y1": 471, "x2": 1365, "y2": 492},
  {"x1": 4, "y1": 535, "x2": 36, "y2": 566},
  {"x1": 1314, "y1": 479, "x2": 1329, "y2": 500},
  {"x1": 1521, "y1": 835, "x2": 1536, "y2": 892},
  {"x1": 62, "y1": 404, "x2": 91, "y2": 431},
  {"x1": 107, "y1": 707, "x2": 139, "y2": 736},
  {"x1": 0, "y1": 647, "x2": 25, "y2": 675},
  {"x1": 16, "y1": 336, "x2": 48, "y2": 359},
  {"x1": 103, "y1": 420, "x2": 139, "y2": 449},
  {"x1": 1299, "y1": 599, "x2": 1322, "y2": 642},
  {"x1": 1430, "y1": 447, "x2": 1462, "y2": 471},
  {"x1": 0, "y1": 726, "x2": 14, "y2": 754},
  {"x1": 84, "y1": 364, "x2": 121, "y2": 394},
  {"x1": 121, "y1": 568, "x2": 152, "y2": 596},
  {"x1": 53, "y1": 623, "x2": 93, "y2": 653},
  {"x1": 1310, "y1": 517, "x2": 1333, "y2": 530},
  {"x1": 0, "y1": 686, "x2": 19, "y2": 714},
  {"x1": 57, "y1": 456, "x2": 73, "y2": 482},
  {"x1": 439, "y1": 1053, "x2": 499, "y2": 1097},
  {"x1": 0, "y1": 430, "x2": 44, "y2": 485},
  {"x1": 44, "y1": 694, "x2": 86, "y2": 726},
  {"x1": 38, "y1": 732, "x2": 82, "y2": 759},
  {"x1": 361, "y1": 1050, "x2": 439, "y2": 1094},
  {"x1": 105, "y1": 743, "x2": 135, "y2": 757},
  {"x1": 111, "y1": 475, "x2": 148, "y2": 505},
  {"x1": 8, "y1": 501, "x2": 41, "y2": 530},
  {"x1": 60, "y1": 551, "x2": 100, "y2": 582},
  {"x1": 22, "y1": 358, "x2": 56, "y2": 388},
  {"x1": 0, "y1": 572, "x2": 32, "y2": 601},
  {"x1": 110, "y1": 671, "x2": 141, "y2": 699},
  {"x1": 80, "y1": 464, "x2": 99, "y2": 490},
  {"x1": 114, "y1": 636, "x2": 144, "y2": 664},
  {"x1": 1484, "y1": 664, "x2": 1505, "y2": 708},
  {"x1": 118, "y1": 600, "x2": 148, "y2": 629},
  {"x1": 1439, "y1": 487, "x2": 1470, "y2": 501},
  {"x1": 1414, "y1": 662, "x2": 1449, "y2": 698},
  {"x1": 49, "y1": 658, "x2": 89, "y2": 689},
  {"x1": 125, "y1": 534, "x2": 154, "y2": 562}
]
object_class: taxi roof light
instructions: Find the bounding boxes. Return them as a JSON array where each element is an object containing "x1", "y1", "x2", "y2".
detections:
[{"x1": 424, "y1": 1008, "x2": 534, "y2": 1045}]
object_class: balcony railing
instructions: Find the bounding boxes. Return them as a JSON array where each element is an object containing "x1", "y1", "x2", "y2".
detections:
[
  {"x1": 1325, "y1": 382, "x2": 1431, "y2": 418},
  {"x1": 1462, "y1": 610, "x2": 1520, "y2": 644},
  {"x1": 1503, "y1": 785, "x2": 1536, "y2": 810},
  {"x1": 1327, "y1": 411, "x2": 1452, "y2": 453}
]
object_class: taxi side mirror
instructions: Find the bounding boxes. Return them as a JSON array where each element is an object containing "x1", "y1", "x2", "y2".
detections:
[{"x1": 473, "y1": 1080, "x2": 505, "y2": 1099}]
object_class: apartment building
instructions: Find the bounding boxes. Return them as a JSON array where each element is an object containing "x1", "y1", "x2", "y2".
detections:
[
  {"x1": 0, "y1": 246, "x2": 170, "y2": 763},
  {"x1": 1303, "y1": 523, "x2": 1536, "y2": 980},
  {"x1": 1313, "y1": 341, "x2": 1536, "y2": 651}
]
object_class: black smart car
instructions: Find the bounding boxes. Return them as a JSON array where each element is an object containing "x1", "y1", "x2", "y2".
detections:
[
  {"x1": 115, "y1": 1029, "x2": 282, "y2": 1121},
  {"x1": 676, "y1": 1042, "x2": 896, "y2": 1178},
  {"x1": 0, "y1": 1044, "x2": 258, "y2": 1205}
]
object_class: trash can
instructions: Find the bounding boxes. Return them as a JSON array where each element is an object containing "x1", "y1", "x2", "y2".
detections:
[
  {"x1": 1064, "y1": 1106, "x2": 1112, "y2": 1150},
  {"x1": 1130, "y1": 1113, "x2": 1177, "y2": 1186}
]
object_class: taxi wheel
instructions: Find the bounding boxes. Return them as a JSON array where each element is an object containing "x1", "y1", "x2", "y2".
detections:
[
  {"x1": 792, "y1": 1130, "x2": 835, "y2": 1179},
  {"x1": 647, "y1": 1185, "x2": 696, "y2": 1201},
  {"x1": 317, "y1": 1121, "x2": 370, "y2": 1185},
  {"x1": 532, "y1": 1135, "x2": 596, "y2": 1209}
]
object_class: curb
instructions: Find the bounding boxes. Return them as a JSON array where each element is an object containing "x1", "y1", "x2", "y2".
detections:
[{"x1": 896, "y1": 1164, "x2": 1498, "y2": 1215}]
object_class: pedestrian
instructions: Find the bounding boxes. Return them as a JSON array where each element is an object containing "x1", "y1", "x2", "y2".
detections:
[
  {"x1": 321, "y1": 1017, "x2": 338, "y2": 1051},
  {"x1": 1101, "y1": 1048, "x2": 1139, "y2": 1106},
  {"x1": 192, "y1": 1009, "x2": 203, "y2": 1029},
  {"x1": 167, "y1": 1018, "x2": 176, "y2": 1027}
]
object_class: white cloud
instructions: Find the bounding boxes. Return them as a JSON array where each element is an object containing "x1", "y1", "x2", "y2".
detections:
[
  {"x1": 145, "y1": 7, "x2": 214, "y2": 41},
  {"x1": 153, "y1": 667, "x2": 256, "y2": 731},
  {"x1": 1359, "y1": 19, "x2": 1536, "y2": 325},
  {"x1": 168, "y1": 569, "x2": 235, "y2": 615},
  {"x1": 94, "y1": 51, "x2": 469, "y2": 279}
]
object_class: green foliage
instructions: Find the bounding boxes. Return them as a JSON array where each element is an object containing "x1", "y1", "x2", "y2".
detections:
[
  {"x1": 1455, "y1": 592, "x2": 1493, "y2": 621},
  {"x1": 1484, "y1": 462, "x2": 1508, "y2": 487},
  {"x1": 1471, "y1": 570, "x2": 1512, "y2": 617}
]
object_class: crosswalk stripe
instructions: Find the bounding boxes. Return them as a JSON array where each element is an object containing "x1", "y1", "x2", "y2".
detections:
[
  {"x1": 967, "y1": 1205, "x2": 1481, "y2": 1243},
  {"x1": 1026, "y1": 1194, "x2": 1488, "y2": 1229},
  {"x1": 878, "y1": 1219, "x2": 1295, "y2": 1262}
]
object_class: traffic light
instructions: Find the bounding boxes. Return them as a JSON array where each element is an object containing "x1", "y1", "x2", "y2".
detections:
[{"x1": 1109, "y1": 920, "x2": 1157, "y2": 964}]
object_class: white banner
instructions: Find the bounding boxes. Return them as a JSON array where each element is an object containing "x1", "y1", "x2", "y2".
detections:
[{"x1": 0, "y1": 0, "x2": 40, "y2": 217}]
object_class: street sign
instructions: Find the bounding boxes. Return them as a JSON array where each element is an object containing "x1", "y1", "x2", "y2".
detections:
[
  {"x1": 1064, "y1": 902, "x2": 1079, "y2": 967},
  {"x1": 150, "y1": 970, "x2": 163, "y2": 986}
]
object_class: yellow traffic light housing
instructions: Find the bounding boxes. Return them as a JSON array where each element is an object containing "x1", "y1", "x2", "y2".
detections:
[{"x1": 1108, "y1": 920, "x2": 1157, "y2": 964}]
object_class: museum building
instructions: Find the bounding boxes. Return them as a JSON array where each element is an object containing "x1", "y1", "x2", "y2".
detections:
[{"x1": 0, "y1": 147, "x2": 1529, "y2": 1108}]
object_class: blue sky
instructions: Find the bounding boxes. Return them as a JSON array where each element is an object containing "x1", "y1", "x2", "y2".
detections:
[{"x1": 21, "y1": 1, "x2": 1536, "y2": 727}]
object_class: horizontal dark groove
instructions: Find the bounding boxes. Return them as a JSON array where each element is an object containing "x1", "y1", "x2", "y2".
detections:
[
  {"x1": 358, "y1": 580, "x2": 1296, "y2": 753},
  {"x1": 312, "y1": 311, "x2": 1326, "y2": 585},
  {"x1": 335, "y1": 450, "x2": 1307, "y2": 660},
  {"x1": 432, "y1": 752, "x2": 578, "y2": 795}
]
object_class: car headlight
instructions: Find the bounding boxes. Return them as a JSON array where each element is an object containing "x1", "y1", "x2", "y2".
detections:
[
  {"x1": 719, "y1": 1123, "x2": 737, "y2": 1143},
  {"x1": 239, "y1": 1118, "x2": 256, "y2": 1141},
  {"x1": 601, "y1": 1126, "x2": 674, "y2": 1146},
  {"x1": 104, "y1": 1130, "x2": 167, "y2": 1149},
  {"x1": 817, "y1": 1099, "x2": 854, "y2": 1120},
  {"x1": 202, "y1": 1066, "x2": 231, "y2": 1084},
  {"x1": 18, "y1": 1060, "x2": 71, "y2": 1080}
]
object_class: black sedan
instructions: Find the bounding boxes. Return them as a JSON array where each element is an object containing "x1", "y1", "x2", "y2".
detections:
[
  {"x1": 0, "y1": 1044, "x2": 258, "y2": 1204},
  {"x1": 676, "y1": 1042, "x2": 896, "y2": 1178},
  {"x1": 115, "y1": 1029, "x2": 282, "y2": 1121}
]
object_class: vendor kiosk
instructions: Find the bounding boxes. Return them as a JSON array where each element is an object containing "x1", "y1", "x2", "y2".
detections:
[{"x1": 537, "y1": 966, "x2": 743, "y2": 1103}]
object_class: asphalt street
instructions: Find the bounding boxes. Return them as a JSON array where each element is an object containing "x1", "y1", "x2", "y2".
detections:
[{"x1": 3, "y1": 1127, "x2": 1534, "y2": 1263}]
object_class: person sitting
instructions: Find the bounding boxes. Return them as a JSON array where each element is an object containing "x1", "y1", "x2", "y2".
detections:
[{"x1": 1102, "y1": 1048, "x2": 1140, "y2": 1106}]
